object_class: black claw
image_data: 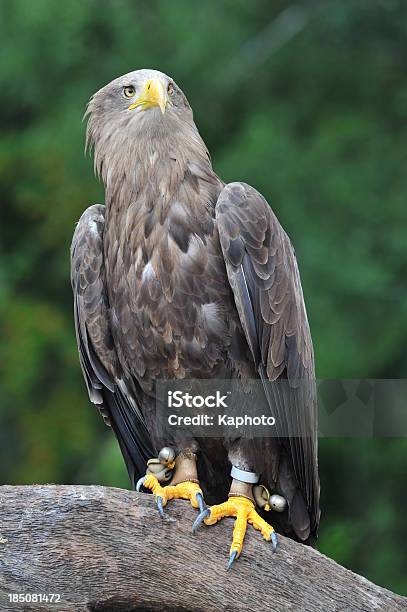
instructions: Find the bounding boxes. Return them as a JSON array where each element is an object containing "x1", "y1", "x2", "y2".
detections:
[
  {"x1": 227, "y1": 550, "x2": 238, "y2": 571},
  {"x1": 192, "y1": 507, "x2": 211, "y2": 534},
  {"x1": 156, "y1": 496, "x2": 165, "y2": 518},
  {"x1": 271, "y1": 532, "x2": 278, "y2": 552}
]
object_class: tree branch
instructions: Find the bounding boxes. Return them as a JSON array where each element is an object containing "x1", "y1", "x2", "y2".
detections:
[{"x1": 0, "y1": 485, "x2": 405, "y2": 611}]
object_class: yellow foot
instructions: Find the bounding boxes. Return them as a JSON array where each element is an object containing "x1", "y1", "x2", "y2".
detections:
[
  {"x1": 193, "y1": 495, "x2": 277, "y2": 569},
  {"x1": 138, "y1": 474, "x2": 206, "y2": 517}
]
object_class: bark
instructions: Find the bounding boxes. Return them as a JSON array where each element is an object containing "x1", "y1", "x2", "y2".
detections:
[{"x1": 0, "y1": 485, "x2": 405, "y2": 612}]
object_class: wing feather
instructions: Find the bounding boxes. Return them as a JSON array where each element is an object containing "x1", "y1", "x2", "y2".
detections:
[
  {"x1": 216, "y1": 182, "x2": 320, "y2": 538},
  {"x1": 71, "y1": 205, "x2": 154, "y2": 484}
]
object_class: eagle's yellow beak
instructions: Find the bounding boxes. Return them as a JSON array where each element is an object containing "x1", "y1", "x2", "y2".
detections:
[{"x1": 128, "y1": 78, "x2": 167, "y2": 114}]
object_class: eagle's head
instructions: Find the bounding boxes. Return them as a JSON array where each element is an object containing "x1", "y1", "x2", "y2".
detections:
[{"x1": 85, "y1": 69, "x2": 207, "y2": 188}]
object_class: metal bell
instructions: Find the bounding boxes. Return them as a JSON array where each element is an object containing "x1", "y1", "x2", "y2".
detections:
[
  {"x1": 146, "y1": 459, "x2": 173, "y2": 483},
  {"x1": 158, "y1": 446, "x2": 176, "y2": 466},
  {"x1": 253, "y1": 485, "x2": 271, "y2": 509},
  {"x1": 269, "y1": 494, "x2": 287, "y2": 512}
]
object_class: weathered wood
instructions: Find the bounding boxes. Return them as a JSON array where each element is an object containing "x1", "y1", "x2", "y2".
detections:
[{"x1": 0, "y1": 485, "x2": 405, "y2": 612}]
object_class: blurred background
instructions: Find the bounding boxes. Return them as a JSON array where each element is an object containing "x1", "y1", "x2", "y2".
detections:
[{"x1": 0, "y1": 0, "x2": 406, "y2": 595}]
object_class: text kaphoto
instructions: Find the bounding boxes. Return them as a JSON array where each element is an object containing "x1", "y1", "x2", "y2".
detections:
[{"x1": 167, "y1": 414, "x2": 276, "y2": 428}]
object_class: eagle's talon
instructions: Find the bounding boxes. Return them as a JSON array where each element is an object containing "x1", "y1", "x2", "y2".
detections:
[
  {"x1": 156, "y1": 495, "x2": 165, "y2": 518},
  {"x1": 141, "y1": 472, "x2": 205, "y2": 519},
  {"x1": 227, "y1": 550, "x2": 238, "y2": 571},
  {"x1": 201, "y1": 496, "x2": 276, "y2": 561},
  {"x1": 195, "y1": 492, "x2": 207, "y2": 515},
  {"x1": 192, "y1": 506, "x2": 211, "y2": 534},
  {"x1": 136, "y1": 476, "x2": 147, "y2": 492}
]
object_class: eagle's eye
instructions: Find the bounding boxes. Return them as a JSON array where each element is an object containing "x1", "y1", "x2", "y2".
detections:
[
  {"x1": 167, "y1": 82, "x2": 174, "y2": 96},
  {"x1": 123, "y1": 85, "x2": 136, "y2": 98}
]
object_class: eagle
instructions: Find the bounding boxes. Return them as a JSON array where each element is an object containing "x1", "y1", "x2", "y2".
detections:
[{"x1": 71, "y1": 69, "x2": 320, "y2": 568}]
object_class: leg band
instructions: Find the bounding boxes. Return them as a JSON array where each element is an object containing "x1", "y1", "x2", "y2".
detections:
[{"x1": 230, "y1": 465, "x2": 260, "y2": 484}]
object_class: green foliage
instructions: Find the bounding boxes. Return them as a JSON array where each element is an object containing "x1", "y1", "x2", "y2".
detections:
[{"x1": 1, "y1": 0, "x2": 406, "y2": 595}]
